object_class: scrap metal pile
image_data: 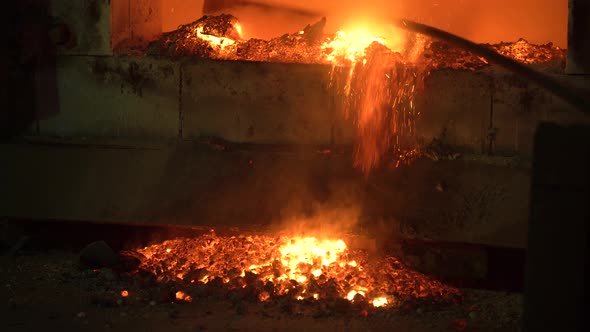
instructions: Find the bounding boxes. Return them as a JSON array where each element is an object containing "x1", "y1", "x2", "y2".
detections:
[
  {"x1": 149, "y1": 14, "x2": 327, "y2": 64},
  {"x1": 122, "y1": 232, "x2": 462, "y2": 314},
  {"x1": 148, "y1": 14, "x2": 566, "y2": 70},
  {"x1": 425, "y1": 39, "x2": 566, "y2": 71}
]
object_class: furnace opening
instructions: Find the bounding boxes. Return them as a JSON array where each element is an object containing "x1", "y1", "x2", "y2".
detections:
[{"x1": 111, "y1": 0, "x2": 568, "y2": 53}]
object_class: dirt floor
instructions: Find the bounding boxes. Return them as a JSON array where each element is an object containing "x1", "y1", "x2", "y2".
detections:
[{"x1": 0, "y1": 251, "x2": 523, "y2": 332}]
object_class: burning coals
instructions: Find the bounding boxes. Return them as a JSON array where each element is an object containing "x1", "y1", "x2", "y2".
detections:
[{"x1": 123, "y1": 232, "x2": 461, "y2": 313}]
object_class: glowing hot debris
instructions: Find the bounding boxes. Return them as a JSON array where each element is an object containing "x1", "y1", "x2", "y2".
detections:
[
  {"x1": 258, "y1": 292, "x2": 270, "y2": 302},
  {"x1": 195, "y1": 26, "x2": 236, "y2": 51},
  {"x1": 279, "y1": 237, "x2": 347, "y2": 267},
  {"x1": 372, "y1": 297, "x2": 389, "y2": 307},
  {"x1": 175, "y1": 291, "x2": 192, "y2": 302},
  {"x1": 136, "y1": 233, "x2": 463, "y2": 309},
  {"x1": 277, "y1": 237, "x2": 353, "y2": 283},
  {"x1": 347, "y1": 290, "x2": 366, "y2": 301},
  {"x1": 322, "y1": 29, "x2": 387, "y2": 65},
  {"x1": 312, "y1": 269, "x2": 323, "y2": 277},
  {"x1": 120, "y1": 290, "x2": 129, "y2": 297}
]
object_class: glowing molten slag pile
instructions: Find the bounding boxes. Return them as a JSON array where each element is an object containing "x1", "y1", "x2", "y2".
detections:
[{"x1": 135, "y1": 232, "x2": 461, "y2": 309}]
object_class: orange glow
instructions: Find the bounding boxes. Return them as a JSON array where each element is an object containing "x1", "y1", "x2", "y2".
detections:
[
  {"x1": 311, "y1": 269, "x2": 323, "y2": 277},
  {"x1": 347, "y1": 289, "x2": 366, "y2": 301},
  {"x1": 493, "y1": 38, "x2": 563, "y2": 64},
  {"x1": 120, "y1": 290, "x2": 129, "y2": 297},
  {"x1": 136, "y1": 233, "x2": 462, "y2": 308},
  {"x1": 234, "y1": 22, "x2": 243, "y2": 38},
  {"x1": 199, "y1": 0, "x2": 566, "y2": 47},
  {"x1": 279, "y1": 237, "x2": 347, "y2": 273},
  {"x1": 320, "y1": 20, "x2": 406, "y2": 66},
  {"x1": 322, "y1": 29, "x2": 386, "y2": 65},
  {"x1": 372, "y1": 297, "x2": 389, "y2": 307},
  {"x1": 195, "y1": 26, "x2": 237, "y2": 52},
  {"x1": 175, "y1": 291, "x2": 193, "y2": 302},
  {"x1": 258, "y1": 291, "x2": 271, "y2": 302}
]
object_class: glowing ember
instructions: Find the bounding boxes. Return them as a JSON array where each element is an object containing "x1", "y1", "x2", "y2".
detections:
[
  {"x1": 279, "y1": 237, "x2": 347, "y2": 277},
  {"x1": 372, "y1": 297, "x2": 389, "y2": 307},
  {"x1": 347, "y1": 289, "x2": 365, "y2": 301},
  {"x1": 120, "y1": 290, "x2": 129, "y2": 297},
  {"x1": 175, "y1": 291, "x2": 193, "y2": 302},
  {"x1": 425, "y1": 39, "x2": 566, "y2": 71},
  {"x1": 258, "y1": 291, "x2": 271, "y2": 302},
  {"x1": 135, "y1": 232, "x2": 462, "y2": 308},
  {"x1": 195, "y1": 26, "x2": 237, "y2": 52},
  {"x1": 492, "y1": 38, "x2": 565, "y2": 65},
  {"x1": 151, "y1": 14, "x2": 242, "y2": 59},
  {"x1": 321, "y1": 29, "x2": 387, "y2": 65}
]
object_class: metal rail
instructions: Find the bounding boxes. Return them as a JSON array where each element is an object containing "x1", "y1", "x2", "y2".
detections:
[{"x1": 392, "y1": 19, "x2": 590, "y2": 114}]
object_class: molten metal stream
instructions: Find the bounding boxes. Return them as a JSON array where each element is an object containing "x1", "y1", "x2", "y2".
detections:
[{"x1": 391, "y1": 18, "x2": 590, "y2": 113}]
